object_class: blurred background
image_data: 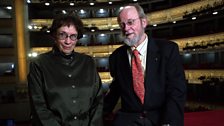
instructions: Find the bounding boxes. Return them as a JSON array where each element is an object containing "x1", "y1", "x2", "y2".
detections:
[{"x1": 0, "y1": 0, "x2": 224, "y2": 125}]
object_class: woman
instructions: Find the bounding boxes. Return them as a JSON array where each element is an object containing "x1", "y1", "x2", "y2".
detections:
[{"x1": 28, "y1": 14, "x2": 103, "y2": 126}]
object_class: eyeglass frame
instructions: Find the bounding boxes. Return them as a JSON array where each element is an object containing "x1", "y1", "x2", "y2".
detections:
[
  {"x1": 57, "y1": 32, "x2": 78, "y2": 41},
  {"x1": 118, "y1": 18, "x2": 141, "y2": 28}
]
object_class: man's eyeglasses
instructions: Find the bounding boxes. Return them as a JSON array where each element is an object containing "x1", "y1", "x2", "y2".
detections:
[
  {"x1": 119, "y1": 18, "x2": 140, "y2": 28},
  {"x1": 57, "y1": 32, "x2": 78, "y2": 41}
]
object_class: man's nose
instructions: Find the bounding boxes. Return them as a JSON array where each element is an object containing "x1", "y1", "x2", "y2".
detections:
[{"x1": 123, "y1": 24, "x2": 131, "y2": 31}]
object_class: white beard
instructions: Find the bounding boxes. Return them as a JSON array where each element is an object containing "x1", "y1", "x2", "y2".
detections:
[{"x1": 122, "y1": 25, "x2": 145, "y2": 47}]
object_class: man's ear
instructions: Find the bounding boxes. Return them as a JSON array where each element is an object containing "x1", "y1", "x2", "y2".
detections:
[{"x1": 141, "y1": 18, "x2": 148, "y2": 28}]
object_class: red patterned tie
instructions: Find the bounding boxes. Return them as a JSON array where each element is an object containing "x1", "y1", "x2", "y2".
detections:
[{"x1": 132, "y1": 49, "x2": 145, "y2": 104}]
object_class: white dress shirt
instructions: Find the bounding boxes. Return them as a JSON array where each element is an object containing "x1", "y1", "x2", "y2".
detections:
[{"x1": 128, "y1": 35, "x2": 148, "y2": 73}]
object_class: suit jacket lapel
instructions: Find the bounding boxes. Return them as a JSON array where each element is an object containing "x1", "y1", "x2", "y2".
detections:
[
  {"x1": 120, "y1": 45, "x2": 132, "y2": 83},
  {"x1": 144, "y1": 38, "x2": 160, "y2": 100}
]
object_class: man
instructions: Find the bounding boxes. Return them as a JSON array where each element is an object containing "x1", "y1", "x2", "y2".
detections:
[
  {"x1": 28, "y1": 14, "x2": 103, "y2": 126},
  {"x1": 104, "y1": 3, "x2": 186, "y2": 126}
]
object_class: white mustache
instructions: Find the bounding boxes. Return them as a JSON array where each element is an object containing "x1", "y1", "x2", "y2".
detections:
[{"x1": 125, "y1": 32, "x2": 133, "y2": 36}]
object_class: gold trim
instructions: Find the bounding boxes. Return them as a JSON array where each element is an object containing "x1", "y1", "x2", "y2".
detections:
[
  {"x1": 29, "y1": 0, "x2": 223, "y2": 30},
  {"x1": 30, "y1": 32, "x2": 224, "y2": 56}
]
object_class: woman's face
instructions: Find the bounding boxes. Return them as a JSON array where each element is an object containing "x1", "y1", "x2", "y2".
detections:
[{"x1": 55, "y1": 25, "x2": 78, "y2": 55}]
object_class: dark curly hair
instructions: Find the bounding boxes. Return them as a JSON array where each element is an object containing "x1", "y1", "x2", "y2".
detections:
[{"x1": 50, "y1": 14, "x2": 84, "y2": 39}]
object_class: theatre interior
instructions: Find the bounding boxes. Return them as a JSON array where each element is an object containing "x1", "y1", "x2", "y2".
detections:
[{"x1": 0, "y1": 0, "x2": 224, "y2": 125}]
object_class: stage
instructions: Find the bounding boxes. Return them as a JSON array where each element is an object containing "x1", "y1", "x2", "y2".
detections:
[{"x1": 184, "y1": 109, "x2": 224, "y2": 126}]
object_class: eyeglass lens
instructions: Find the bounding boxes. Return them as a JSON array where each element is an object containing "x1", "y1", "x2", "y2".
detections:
[
  {"x1": 57, "y1": 32, "x2": 78, "y2": 41},
  {"x1": 120, "y1": 18, "x2": 140, "y2": 28}
]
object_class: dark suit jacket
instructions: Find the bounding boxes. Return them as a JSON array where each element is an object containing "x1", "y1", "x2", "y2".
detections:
[{"x1": 104, "y1": 38, "x2": 186, "y2": 126}]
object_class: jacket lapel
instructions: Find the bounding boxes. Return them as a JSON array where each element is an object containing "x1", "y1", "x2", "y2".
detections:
[
  {"x1": 121, "y1": 45, "x2": 132, "y2": 80},
  {"x1": 120, "y1": 45, "x2": 133, "y2": 84},
  {"x1": 144, "y1": 38, "x2": 160, "y2": 100}
]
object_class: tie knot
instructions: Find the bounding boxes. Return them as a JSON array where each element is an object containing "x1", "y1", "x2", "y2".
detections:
[{"x1": 132, "y1": 49, "x2": 139, "y2": 56}]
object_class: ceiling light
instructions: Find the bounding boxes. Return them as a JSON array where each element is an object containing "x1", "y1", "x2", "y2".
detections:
[
  {"x1": 80, "y1": 9, "x2": 85, "y2": 14},
  {"x1": 27, "y1": 0, "x2": 31, "y2": 3},
  {"x1": 29, "y1": 52, "x2": 38, "y2": 57},
  {"x1": 33, "y1": 26, "x2": 38, "y2": 29},
  {"x1": 62, "y1": 10, "x2": 67, "y2": 14},
  {"x1": 192, "y1": 16, "x2": 196, "y2": 20},
  {"x1": 6, "y1": 6, "x2": 12, "y2": 10},
  {"x1": 45, "y1": 2, "x2": 50, "y2": 6},
  {"x1": 183, "y1": 53, "x2": 191, "y2": 57},
  {"x1": 100, "y1": 34, "x2": 105, "y2": 37},
  {"x1": 70, "y1": 3, "x2": 74, "y2": 6},
  {"x1": 212, "y1": 11, "x2": 218, "y2": 15},
  {"x1": 11, "y1": 64, "x2": 14, "y2": 69},
  {"x1": 99, "y1": 9, "x2": 105, "y2": 13},
  {"x1": 28, "y1": 25, "x2": 32, "y2": 29},
  {"x1": 90, "y1": 3, "x2": 94, "y2": 6},
  {"x1": 28, "y1": 53, "x2": 32, "y2": 57},
  {"x1": 108, "y1": 2, "x2": 112, "y2": 4},
  {"x1": 32, "y1": 52, "x2": 38, "y2": 57},
  {"x1": 119, "y1": 7, "x2": 124, "y2": 11}
]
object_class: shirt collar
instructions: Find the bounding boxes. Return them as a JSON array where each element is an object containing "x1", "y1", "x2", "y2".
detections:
[
  {"x1": 131, "y1": 35, "x2": 148, "y2": 56},
  {"x1": 52, "y1": 45, "x2": 75, "y2": 59}
]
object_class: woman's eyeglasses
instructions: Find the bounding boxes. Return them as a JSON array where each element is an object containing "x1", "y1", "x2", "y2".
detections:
[{"x1": 57, "y1": 32, "x2": 78, "y2": 41}]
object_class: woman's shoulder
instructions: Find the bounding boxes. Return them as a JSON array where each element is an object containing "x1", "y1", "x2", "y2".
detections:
[{"x1": 74, "y1": 52, "x2": 95, "y2": 62}]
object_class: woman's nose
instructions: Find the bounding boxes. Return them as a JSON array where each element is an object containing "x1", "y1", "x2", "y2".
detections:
[{"x1": 64, "y1": 37, "x2": 72, "y2": 44}]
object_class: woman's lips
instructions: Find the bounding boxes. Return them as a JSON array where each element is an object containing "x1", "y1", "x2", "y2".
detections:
[{"x1": 63, "y1": 46, "x2": 71, "y2": 50}]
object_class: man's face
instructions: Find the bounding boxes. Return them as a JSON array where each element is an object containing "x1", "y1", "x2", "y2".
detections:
[
  {"x1": 55, "y1": 25, "x2": 78, "y2": 55},
  {"x1": 118, "y1": 6, "x2": 147, "y2": 47}
]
